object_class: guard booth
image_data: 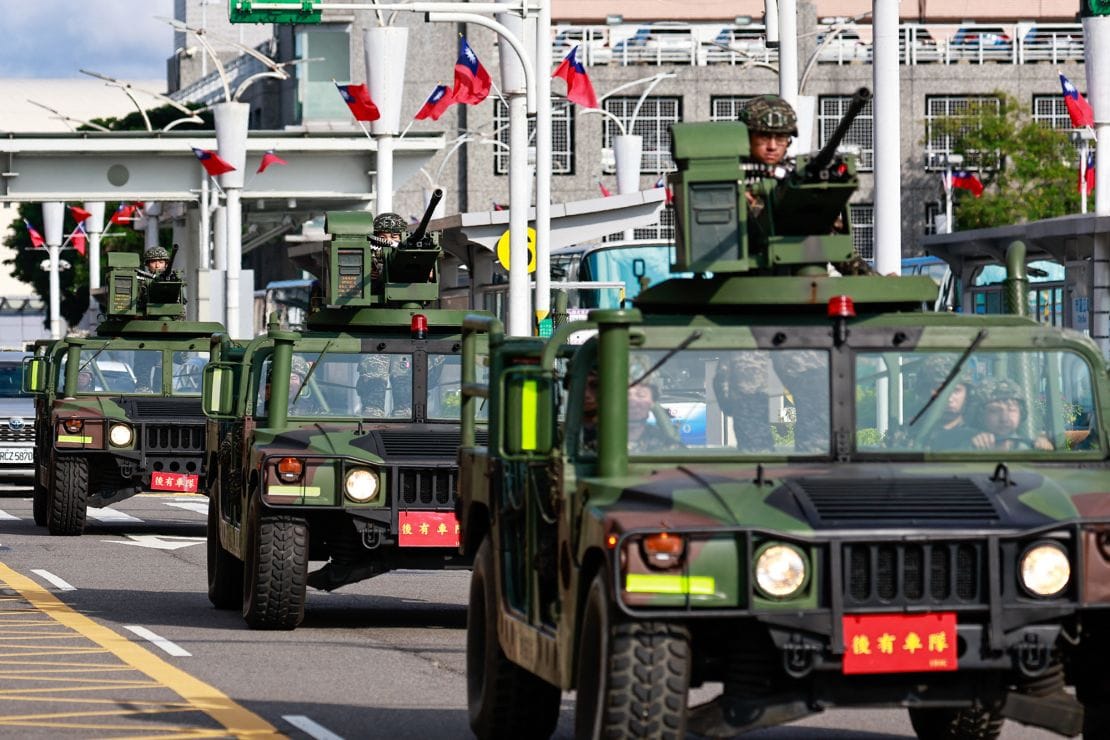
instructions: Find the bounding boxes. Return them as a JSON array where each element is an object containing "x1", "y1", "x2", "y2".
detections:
[{"x1": 921, "y1": 213, "x2": 1110, "y2": 339}]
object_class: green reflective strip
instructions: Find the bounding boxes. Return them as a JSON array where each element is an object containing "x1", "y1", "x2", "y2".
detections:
[
  {"x1": 267, "y1": 485, "x2": 322, "y2": 497},
  {"x1": 520, "y1": 379, "x2": 538, "y2": 450},
  {"x1": 57, "y1": 435, "x2": 93, "y2": 444},
  {"x1": 625, "y1": 574, "x2": 716, "y2": 595}
]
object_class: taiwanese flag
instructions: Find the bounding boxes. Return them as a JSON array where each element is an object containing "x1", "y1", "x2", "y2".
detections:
[
  {"x1": 23, "y1": 219, "x2": 45, "y2": 248},
  {"x1": 655, "y1": 174, "x2": 674, "y2": 205},
  {"x1": 335, "y1": 82, "x2": 381, "y2": 122},
  {"x1": 70, "y1": 223, "x2": 87, "y2": 257},
  {"x1": 452, "y1": 37, "x2": 491, "y2": 105},
  {"x1": 598, "y1": 180, "x2": 612, "y2": 197},
  {"x1": 415, "y1": 85, "x2": 455, "y2": 121},
  {"x1": 951, "y1": 171, "x2": 984, "y2": 197},
  {"x1": 1060, "y1": 73, "x2": 1095, "y2": 129},
  {"x1": 192, "y1": 147, "x2": 236, "y2": 176},
  {"x1": 553, "y1": 46, "x2": 599, "y2": 109},
  {"x1": 256, "y1": 149, "x2": 287, "y2": 174},
  {"x1": 68, "y1": 204, "x2": 92, "y2": 223},
  {"x1": 110, "y1": 203, "x2": 137, "y2": 225},
  {"x1": 492, "y1": 201, "x2": 506, "y2": 211},
  {"x1": 1080, "y1": 150, "x2": 1096, "y2": 196}
]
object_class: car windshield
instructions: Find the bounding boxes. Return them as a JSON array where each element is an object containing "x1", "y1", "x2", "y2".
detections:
[
  {"x1": 58, "y1": 349, "x2": 163, "y2": 394},
  {"x1": 171, "y1": 351, "x2": 209, "y2": 395},
  {"x1": 428, "y1": 353, "x2": 490, "y2": 421},
  {"x1": 0, "y1": 362, "x2": 29, "y2": 398},
  {"x1": 856, "y1": 349, "x2": 1099, "y2": 455}
]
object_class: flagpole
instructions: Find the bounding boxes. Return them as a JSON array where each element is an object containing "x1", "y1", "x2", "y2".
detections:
[
  {"x1": 1081, "y1": 136, "x2": 1089, "y2": 215},
  {"x1": 397, "y1": 119, "x2": 416, "y2": 140}
]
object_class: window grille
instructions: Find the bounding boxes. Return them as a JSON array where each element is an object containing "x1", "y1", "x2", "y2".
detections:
[
  {"x1": 710, "y1": 96, "x2": 752, "y2": 122},
  {"x1": 601, "y1": 96, "x2": 681, "y2": 174},
  {"x1": 850, "y1": 203, "x2": 874, "y2": 260},
  {"x1": 493, "y1": 100, "x2": 574, "y2": 175},
  {"x1": 924, "y1": 201, "x2": 943, "y2": 236},
  {"x1": 818, "y1": 96, "x2": 874, "y2": 171},
  {"x1": 924, "y1": 96, "x2": 1001, "y2": 170}
]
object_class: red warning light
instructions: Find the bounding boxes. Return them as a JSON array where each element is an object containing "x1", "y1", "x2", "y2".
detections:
[
  {"x1": 827, "y1": 295, "x2": 856, "y2": 319},
  {"x1": 411, "y1": 314, "x2": 428, "y2": 339}
]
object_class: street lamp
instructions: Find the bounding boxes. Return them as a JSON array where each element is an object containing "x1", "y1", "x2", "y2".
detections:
[
  {"x1": 942, "y1": 153, "x2": 964, "y2": 235},
  {"x1": 1071, "y1": 128, "x2": 1097, "y2": 214}
]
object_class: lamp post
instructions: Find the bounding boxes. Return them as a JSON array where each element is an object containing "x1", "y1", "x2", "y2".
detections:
[
  {"x1": 943, "y1": 153, "x2": 963, "y2": 234},
  {"x1": 41, "y1": 202, "x2": 65, "y2": 340},
  {"x1": 1072, "y1": 128, "x2": 1097, "y2": 215},
  {"x1": 83, "y1": 202, "x2": 105, "y2": 290}
]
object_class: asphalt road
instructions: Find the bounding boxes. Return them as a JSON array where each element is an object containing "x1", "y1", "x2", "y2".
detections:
[{"x1": 0, "y1": 488, "x2": 1063, "y2": 739}]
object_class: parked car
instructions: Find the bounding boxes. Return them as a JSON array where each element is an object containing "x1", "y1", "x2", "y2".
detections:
[
  {"x1": 1022, "y1": 24, "x2": 1084, "y2": 62},
  {"x1": 900, "y1": 25, "x2": 941, "y2": 63},
  {"x1": 816, "y1": 27, "x2": 872, "y2": 63},
  {"x1": 949, "y1": 25, "x2": 1013, "y2": 61},
  {"x1": 612, "y1": 23, "x2": 699, "y2": 64},
  {"x1": 0, "y1": 351, "x2": 34, "y2": 481},
  {"x1": 705, "y1": 25, "x2": 774, "y2": 64},
  {"x1": 552, "y1": 26, "x2": 611, "y2": 65}
]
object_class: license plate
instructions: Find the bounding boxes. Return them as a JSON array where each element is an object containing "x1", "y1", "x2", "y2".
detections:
[
  {"x1": 842, "y1": 612, "x2": 957, "y2": 674},
  {"x1": 150, "y1": 473, "x2": 199, "y2": 493},
  {"x1": 398, "y1": 511, "x2": 460, "y2": 547},
  {"x1": 0, "y1": 449, "x2": 33, "y2": 464}
]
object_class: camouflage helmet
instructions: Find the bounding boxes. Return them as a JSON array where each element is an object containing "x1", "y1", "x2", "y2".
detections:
[
  {"x1": 290, "y1": 355, "x2": 311, "y2": 377},
  {"x1": 974, "y1": 378, "x2": 1024, "y2": 406},
  {"x1": 739, "y1": 95, "x2": 799, "y2": 136},
  {"x1": 918, "y1": 355, "x2": 972, "y2": 389},
  {"x1": 373, "y1": 212, "x2": 407, "y2": 235},
  {"x1": 144, "y1": 245, "x2": 170, "y2": 262}
]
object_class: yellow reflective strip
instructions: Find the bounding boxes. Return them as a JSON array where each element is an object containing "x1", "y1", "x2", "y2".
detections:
[
  {"x1": 267, "y1": 485, "x2": 322, "y2": 497},
  {"x1": 625, "y1": 574, "x2": 716, "y2": 595},
  {"x1": 520, "y1": 379, "x2": 538, "y2": 450},
  {"x1": 209, "y1": 370, "x2": 222, "y2": 412},
  {"x1": 30, "y1": 361, "x2": 40, "y2": 390},
  {"x1": 57, "y1": 435, "x2": 93, "y2": 444}
]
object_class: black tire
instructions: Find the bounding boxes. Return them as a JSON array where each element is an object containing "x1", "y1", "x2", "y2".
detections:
[
  {"x1": 575, "y1": 571, "x2": 691, "y2": 740},
  {"x1": 47, "y1": 457, "x2": 88, "y2": 536},
  {"x1": 467, "y1": 537, "x2": 560, "y2": 739},
  {"x1": 207, "y1": 493, "x2": 243, "y2": 610},
  {"x1": 908, "y1": 704, "x2": 1004, "y2": 740},
  {"x1": 241, "y1": 495, "x2": 308, "y2": 630},
  {"x1": 32, "y1": 463, "x2": 48, "y2": 527}
]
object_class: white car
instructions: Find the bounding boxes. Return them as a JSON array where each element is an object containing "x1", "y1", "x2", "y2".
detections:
[{"x1": 0, "y1": 351, "x2": 34, "y2": 480}]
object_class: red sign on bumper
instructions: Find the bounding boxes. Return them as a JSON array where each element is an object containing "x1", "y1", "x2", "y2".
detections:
[
  {"x1": 150, "y1": 472, "x2": 199, "y2": 493},
  {"x1": 398, "y1": 511, "x2": 459, "y2": 547},
  {"x1": 842, "y1": 612, "x2": 958, "y2": 674}
]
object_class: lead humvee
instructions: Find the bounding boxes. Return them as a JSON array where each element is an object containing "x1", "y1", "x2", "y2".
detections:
[
  {"x1": 457, "y1": 91, "x2": 1110, "y2": 739},
  {"x1": 202, "y1": 191, "x2": 488, "y2": 630},
  {"x1": 25, "y1": 249, "x2": 230, "y2": 535}
]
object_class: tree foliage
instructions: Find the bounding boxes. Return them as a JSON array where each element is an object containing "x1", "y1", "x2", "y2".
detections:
[{"x1": 930, "y1": 93, "x2": 1082, "y2": 230}]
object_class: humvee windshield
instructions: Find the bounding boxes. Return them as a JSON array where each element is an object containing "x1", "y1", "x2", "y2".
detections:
[{"x1": 59, "y1": 348, "x2": 210, "y2": 396}]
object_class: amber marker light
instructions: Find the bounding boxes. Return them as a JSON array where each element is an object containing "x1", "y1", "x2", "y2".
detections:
[
  {"x1": 606, "y1": 533, "x2": 619, "y2": 549},
  {"x1": 642, "y1": 532, "x2": 686, "y2": 569},
  {"x1": 277, "y1": 457, "x2": 304, "y2": 483},
  {"x1": 63, "y1": 418, "x2": 84, "y2": 434}
]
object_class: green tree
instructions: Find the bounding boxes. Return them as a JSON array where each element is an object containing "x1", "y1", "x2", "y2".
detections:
[{"x1": 929, "y1": 93, "x2": 1082, "y2": 230}]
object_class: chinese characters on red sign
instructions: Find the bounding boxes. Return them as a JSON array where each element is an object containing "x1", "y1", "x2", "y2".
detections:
[
  {"x1": 150, "y1": 473, "x2": 199, "y2": 493},
  {"x1": 842, "y1": 612, "x2": 958, "y2": 674},
  {"x1": 398, "y1": 511, "x2": 460, "y2": 547}
]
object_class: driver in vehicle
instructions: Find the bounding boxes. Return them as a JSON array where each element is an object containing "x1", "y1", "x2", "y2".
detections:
[{"x1": 969, "y1": 378, "x2": 1053, "y2": 451}]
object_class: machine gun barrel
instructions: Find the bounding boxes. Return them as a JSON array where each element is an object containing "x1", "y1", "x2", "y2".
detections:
[
  {"x1": 804, "y1": 87, "x2": 872, "y2": 177},
  {"x1": 402, "y1": 188, "x2": 443, "y2": 248}
]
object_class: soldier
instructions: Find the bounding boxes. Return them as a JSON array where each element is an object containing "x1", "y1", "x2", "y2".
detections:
[
  {"x1": 914, "y1": 355, "x2": 975, "y2": 450},
  {"x1": 369, "y1": 212, "x2": 407, "y2": 282},
  {"x1": 739, "y1": 94, "x2": 797, "y2": 168},
  {"x1": 356, "y1": 354, "x2": 413, "y2": 418},
  {"x1": 714, "y1": 352, "x2": 774, "y2": 452},
  {"x1": 969, "y1": 378, "x2": 1053, "y2": 451},
  {"x1": 771, "y1": 350, "x2": 830, "y2": 453},
  {"x1": 627, "y1": 382, "x2": 682, "y2": 453},
  {"x1": 143, "y1": 246, "x2": 170, "y2": 277}
]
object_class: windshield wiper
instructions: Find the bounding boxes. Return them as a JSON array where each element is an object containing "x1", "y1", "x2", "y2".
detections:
[
  {"x1": 630, "y1": 331, "x2": 702, "y2": 388},
  {"x1": 77, "y1": 341, "x2": 113, "y2": 375},
  {"x1": 909, "y1": 330, "x2": 986, "y2": 427},
  {"x1": 292, "y1": 340, "x2": 333, "y2": 406}
]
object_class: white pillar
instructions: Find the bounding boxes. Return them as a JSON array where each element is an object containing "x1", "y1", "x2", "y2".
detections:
[
  {"x1": 42, "y1": 202, "x2": 65, "y2": 340},
  {"x1": 376, "y1": 135, "x2": 395, "y2": 213},
  {"x1": 1084, "y1": 16, "x2": 1110, "y2": 355},
  {"x1": 198, "y1": 177, "x2": 211, "y2": 269},
  {"x1": 614, "y1": 134, "x2": 643, "y2": 240},
  {"x1": 533, "y1": 0, "x2": 553, "y2": 323},
  {"x1": 777, "y1": 0, "x2": 798, "y2": 107},
  {"x1": 83, "y1": 202, "x2": 105, "y2": 290},
  {"x1": 143, "y1": 201, "x2": 162, "y2": 249},
  {"x1": 872, "y1": 0, "x2": 901, "y2": 276},
  {"x1": 365, "y1": 26, "x2": 409, "y2": 215},
  {"x1": 213, "y1": 206, "x2": 228, "y2": 270},
  {"x1": 213, "y1": 101, "x2": 249, "y2": 338}
]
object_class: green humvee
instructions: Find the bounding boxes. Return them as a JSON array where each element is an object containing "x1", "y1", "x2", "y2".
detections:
[
  {"x1": 203, "y1": 191, "x2": 488, "y2": 630},
  {"x1": 25, "y1": 249, "x2": 230, "y2": 536},
  {"x1": 457, "y1": 95, "x2": 1110, "y2": 739}
]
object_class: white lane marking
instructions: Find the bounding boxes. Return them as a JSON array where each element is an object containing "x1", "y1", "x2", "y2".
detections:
[
  {"x1": 283, "y1": 716, "x2": 345, "y2": 740},
  {"x1": 87, "y1": 507, "x2": 143, "y2": 523},
  {"x1": 31, "y1": 569, "x2": 76, "y2": 591},
  {"x1": 164, "y1": 501, "x2": 209, "y2": 515},
  {"x1": 123, "y1": 626, "x2": 192, "y2": 657},
  {"x1": 103, "y1": 534, "x2": 206, "y2": 551},
  {"x1": 0, "y1": 510, "x2": 18, "y2": 520}
]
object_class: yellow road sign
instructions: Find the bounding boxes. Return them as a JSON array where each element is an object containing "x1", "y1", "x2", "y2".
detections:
[{"x1": 496, "y1": 226, "x2": 536, "y2": 273}]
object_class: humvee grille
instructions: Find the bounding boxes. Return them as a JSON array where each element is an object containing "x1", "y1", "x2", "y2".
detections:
[
  {"x1": 378, "y1": 430, "x2": 489, "y2": 459},
  {"x1": 125, "y1": 398, "x2": 204, "y2": 418},
  {"x1": 0, "y1": 425, "x2": 33, "y2": 443},
  {"x1": 795, "y1": 478, "x2": 998, "y2": 523},
  {"x1": 844, "y1": 542, "x2": 984, "y2": 607},
  {"x1": 144, "y1": 424, "x2": 205, "y2": 453},
  {"x1": 394, "y1": 467, "x2": 456, "y2": 507}
]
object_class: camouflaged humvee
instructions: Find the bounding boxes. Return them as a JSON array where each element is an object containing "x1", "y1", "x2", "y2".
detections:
[
  {"x1": 202, "y1": 190, "x2": 489, "y2": 630},
  {"x1": 458, "y1": 96, "x2": 1110, "y2": 739},
  {"x1": 24, "y1": 250, "x2": 230, "y2": 536}
]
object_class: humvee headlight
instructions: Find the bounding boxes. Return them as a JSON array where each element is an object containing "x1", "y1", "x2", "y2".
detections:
[
  {"x1": 640, "y1": 532, "x2": 686, "y2": 569},
  {"x1": 1020, "y1": 542, "x2": 1070, "y2": 597},
  {"x1": 108, "y1": 423, "x2": 133, "y2": 447},
  {"x1": 345, "y1": 468, "x2": 379, "y2": 502},
  {"x1": 276, "y1": 457, "x2": 304, "y2": 483},
  {"x1": 755, "y1": 543, "x2": 807, "y2": 599},
  {"x1": 63, "y1": 418, "x2": 84, "y2": 434}
]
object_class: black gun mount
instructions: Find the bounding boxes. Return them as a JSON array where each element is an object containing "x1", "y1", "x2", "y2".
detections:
[
  {"x1": 804, "y1": 87, "x2": 872, "y2": 179},
  {"x1": 403, "y1": 188, "x2": 444, "y2": 249}
]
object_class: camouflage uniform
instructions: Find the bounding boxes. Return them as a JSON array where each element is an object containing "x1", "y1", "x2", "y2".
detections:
[
  {"x1": 287, "y1": 355, "x2": 321, "y2": 414},
  {"x1": 357, "y1": 354, "x2": 412, "y2": 418},
  {"x1": 771, "y1": 350, "x2": 829, "y2": 453},
  {"x1": 713, "y1": 352, "x2": 774, "y2": 452},
  {"x1": 913, "y1": 355, "x2": 975, "y2": 450},
  {"x1": 369, "y1": 213, "x2": 407, "y2": 282}
]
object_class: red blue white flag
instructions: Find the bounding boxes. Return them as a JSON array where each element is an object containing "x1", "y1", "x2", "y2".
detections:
[
  {"x1": 109, "y1": 203, "x2": 137, "y2": 226},
  {"x1": 415, "y1": 84, "x2": 455, "y2": 121},
  {"x1": 23, "y1": 219, "x2": 45, "y2": 248},
  {"x1": 1081, "y1": 150, "x2": 1095, "y2": 196},
  {"x1": 553, "y1": 46, "x2": 599, "y2": 109},
  {"x1": 256, "y1": 149, "x2": 287, "y2": 174},
  {"x1": 70, "y1": 223, "x2": 87, "y2": 257},
  {"x1": 654, "y1": 174, "x2": 674, "y2": 205},
  {"x1": 192, "y1": 147, "x2": 236, "y2": 176},
  {"x1": 1059, "y1": 73, "x2": 1095, "y2": 129},
  {"x1": 598, "y1": 180, "x2": 612, "y2": 197},
  {"x1": 335, "y1": 82, "x2": 381, "y2": 122},
  {"x1": 68, "y1": 204, "x2": 92, "y2": 223},
  {"x1": 951, "y1": 170, "x2": 984, "y2": 197},
  {"x1": 452, "y1": 37, "x2": 492, "y2": 105}
]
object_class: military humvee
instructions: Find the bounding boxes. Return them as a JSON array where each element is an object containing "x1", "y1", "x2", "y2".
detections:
[
  {"x1": 25, "y1": 249, "x2": 230, "y2": 536},
  {"x1": 457, "y1": 92, "x2": 1110, "y2": 739},
  {"x1": 202, "y1": 191, "x2": 488, "y2": 630}
]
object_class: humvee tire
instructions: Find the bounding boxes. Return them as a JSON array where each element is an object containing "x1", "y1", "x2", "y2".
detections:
[
  {"x1": 574, "y1": 571, "x2": 691, "y2": 740},
  {"x1": 908, "y1": 704, "x2": 1004, "y2": 740},
  {"x1": 47, "y1": 457, "x2": 88, "y2": 536},
  {"x1": 467, "y1": 537, "x2": 560, "y2": 739},
  {"x1": 241, "y1": 496, "x2": 308, "y2": 630},
  {"x1": 32, "y1": 469, "x2": 48, "y2": 527},
  {"x1": 207, "y1": 494, "x2": 243, "y2": 610}
]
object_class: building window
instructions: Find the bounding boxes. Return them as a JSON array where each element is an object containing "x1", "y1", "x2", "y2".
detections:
[
  {"x1": 601, "y1": 96, "x2": 681, "y2": 174},
  {"x1": 924, "y1": 95, "x2": 1001, "y2": 170},
  {"x1": 710, "y1": 96, "x2": 752, "y2": 122},
  {"x1": 1032, "y1": 95, "x2": 1072, "y2": 130},
  {"x1": 295, "y1": 27, "x2": 351, "y2": 122},
  {"x1": 850, "y1": 203, "x2": 873, "y2": 260},
  {"x1": 818, "y1": 95, "x2": 874, "y2": 171},
  {"x1": 634, "y1": 207, "x2": 675, "y2": 241},
  {"x1": 924, "y1": 201, "x2": 943, "y2": 235},
  {"x1": 493, "y1": 100, "x2": 575, "y2": 175}
]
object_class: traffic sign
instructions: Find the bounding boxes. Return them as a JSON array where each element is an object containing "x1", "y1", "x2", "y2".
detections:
[
  {"x1": 496, "y1": 226, "x2": 536, "y2": 273},
  {"x1": 228, "y1": 0, "x2": 322, "y2": 24}
]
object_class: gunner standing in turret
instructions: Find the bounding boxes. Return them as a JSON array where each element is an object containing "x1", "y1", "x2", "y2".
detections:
[
  {"x1": 143, "y1": 246, "x2": 170, "y2": 277},
  {"x1": 738, "y1": 95, "x2": 797, "y2": 217}
]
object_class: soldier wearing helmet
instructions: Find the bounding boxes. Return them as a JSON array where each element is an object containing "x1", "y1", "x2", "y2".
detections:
[
  {"x1": 356, "y1": 354, "x2": 413, "y2": 418},
  {"x1": 368, "y1": 212, "x2": 408, "y2": 283},
  {"x1": 143, "y1": 246, "x2": 170, "y2": 277},
  {"x1": 969, "y1": 378, "x2": 1053, "y2": 451},
  {"x1": 914, "y1": 354, "x2": 975, "y2": 450},
  {"x1": 739, "y1": 94, "x2": 798, "y2": 167}
]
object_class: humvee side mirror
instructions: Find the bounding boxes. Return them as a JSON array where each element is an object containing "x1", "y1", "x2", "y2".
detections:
[
  {"x1": 502, "y1": 368, "x2": 553, "y2": 457},
  {"x1": 202, "y1": 363, "x2": 236, "y2": 418},
  {"x1": 22, "y1": 356, "x2": 46, "y2": 394}
]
